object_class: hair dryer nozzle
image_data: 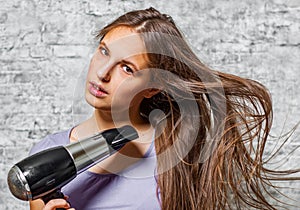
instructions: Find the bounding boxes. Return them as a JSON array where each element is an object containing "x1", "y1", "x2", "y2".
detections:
[
  {"x1": 7, "y1": 165, "x2": 31, "y2": 201},
  {"x1": 102, "y1": 125, "x2": 139, "y2": 151}
]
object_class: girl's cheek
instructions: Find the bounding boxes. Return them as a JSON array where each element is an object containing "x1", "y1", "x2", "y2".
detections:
[
  {"x1": 87, "y1": 65, "x2": 94, "y2": 75},
  {"x1": 88, "y1": 59, "x2": 98, "y2": 74}
]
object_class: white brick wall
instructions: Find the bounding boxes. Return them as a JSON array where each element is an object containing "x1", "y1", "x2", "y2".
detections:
[{"x1": 1, "y1": 0, "x2": 299, "y2": 209}]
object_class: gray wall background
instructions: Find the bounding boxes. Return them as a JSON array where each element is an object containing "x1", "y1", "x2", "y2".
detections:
[{"x1": 0, "y1": 0, "x2": 299, "y2": 209}]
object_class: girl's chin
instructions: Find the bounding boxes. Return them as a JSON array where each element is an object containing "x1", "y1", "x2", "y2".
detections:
[{"x1": 85, "y1": 94, "x2": 104, "y2": 108}]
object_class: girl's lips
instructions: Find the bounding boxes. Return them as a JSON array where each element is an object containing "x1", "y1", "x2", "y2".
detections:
[{"x1": 88, "y1": 82, "x2": 108, "y2": 98}]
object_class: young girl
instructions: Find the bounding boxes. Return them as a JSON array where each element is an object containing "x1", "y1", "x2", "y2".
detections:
[{"x1": 29, "y1": 7, "x2": 298, "y2": 210}]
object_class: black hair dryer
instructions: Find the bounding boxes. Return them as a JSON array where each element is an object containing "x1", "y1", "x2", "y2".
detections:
[{"x1": 7, "y1": 125, "x2": 138, "y2": 209}]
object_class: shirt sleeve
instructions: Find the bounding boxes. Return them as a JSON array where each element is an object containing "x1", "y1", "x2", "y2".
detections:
[{"x1": 29, "y1": 129, "x2": 71, "y2": 155}]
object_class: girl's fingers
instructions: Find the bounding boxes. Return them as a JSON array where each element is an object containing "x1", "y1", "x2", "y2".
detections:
[{"x1": 43, "y1": 198, "x2": 70, "y2": 210}]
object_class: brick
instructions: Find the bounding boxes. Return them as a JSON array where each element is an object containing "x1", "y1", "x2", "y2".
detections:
[
  {"x1": 0, "y1": 36, "x2": 15, "y2": 50},
  {"x1": 0, "y1": 12, "x2": 8, "y2": 24},
  {"x1": 84, "y1": 0, "x2": 124, "y2": 16},
  {"x1": 29, "y1": 45, "x2": 52, "y2": 58},
  {"x1": 19, "y1": 31, "x2": 41, "y2": 46},
  {"x1": 272, "y1": 0, "x2": 300, "y2": 7},
  {"x1": 52, "y1": 45, "x2": 90, "y2": 58}
]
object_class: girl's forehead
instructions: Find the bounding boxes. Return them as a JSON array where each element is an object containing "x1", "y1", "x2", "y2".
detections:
[
  {"x1": 103, "y1": 26, "x2": 144, "y2": 47},
  {"x1": 101, "y1": 26, "x2": 148, "y2": 67}
]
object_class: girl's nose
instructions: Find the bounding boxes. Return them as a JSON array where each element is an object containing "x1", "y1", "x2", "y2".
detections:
[
  {"x1": 98, "y1": 71, "x2": 110, "y2": 82},
  {"x1": 97, "y1": 62, "x2": 113, "y2": 82}
]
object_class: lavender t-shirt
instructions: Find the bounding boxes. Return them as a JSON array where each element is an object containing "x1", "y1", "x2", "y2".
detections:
[{"x1": 29, "y1": 128, "x2": 161, "y2": 210}]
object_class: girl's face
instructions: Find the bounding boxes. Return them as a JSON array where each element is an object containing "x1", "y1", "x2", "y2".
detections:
[{"x1": 85, "y1": 26, "x2": 154, "y2": 116}]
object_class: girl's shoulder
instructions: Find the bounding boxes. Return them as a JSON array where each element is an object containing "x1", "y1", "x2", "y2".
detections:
[{"x1": 29, "y1": 128, "x2": 73, "y2": 155}]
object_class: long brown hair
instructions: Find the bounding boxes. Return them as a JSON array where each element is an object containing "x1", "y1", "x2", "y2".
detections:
[{"x1": 97, "y1": 7, "x2": 299, "y2": 210}]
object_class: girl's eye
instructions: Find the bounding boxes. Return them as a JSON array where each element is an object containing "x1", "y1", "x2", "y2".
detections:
[
  {"x1": 122, "y1": 65, "x2": 134, "y2": 74},
  {"x1": 99, "y1": 47, "x2": 109, "y2": 56}
]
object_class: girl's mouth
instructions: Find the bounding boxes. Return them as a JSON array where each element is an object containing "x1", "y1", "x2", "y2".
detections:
[{"x1": 89, "y1": 82, "x2": 108, "y2": 97}]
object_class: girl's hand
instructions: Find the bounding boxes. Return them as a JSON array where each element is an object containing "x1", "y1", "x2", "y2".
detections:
[{"x1": 42, "y1": 198, "x2": 75, "y2": 210}]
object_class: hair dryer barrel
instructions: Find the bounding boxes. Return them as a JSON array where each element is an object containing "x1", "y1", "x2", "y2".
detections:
[
  {"x1": 7, "y1": 125, "x2": 138, "y2": 201},
  {"x1": 66, "y1": 125, "x2": 138, "y2": 173}
]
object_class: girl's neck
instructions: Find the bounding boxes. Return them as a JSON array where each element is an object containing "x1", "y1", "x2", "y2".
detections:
[{"x1": 93, "y1": 108, "x2": 149, "y2": 131}]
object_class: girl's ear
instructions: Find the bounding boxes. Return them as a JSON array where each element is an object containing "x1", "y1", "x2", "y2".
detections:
[{"x1": 144, "y1": 88, "x2": 160, "y2": 98}]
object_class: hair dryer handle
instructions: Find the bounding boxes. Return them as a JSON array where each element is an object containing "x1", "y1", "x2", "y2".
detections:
[{"x1": 41, "y1": 189, "x2": 68, "y2": 210}]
